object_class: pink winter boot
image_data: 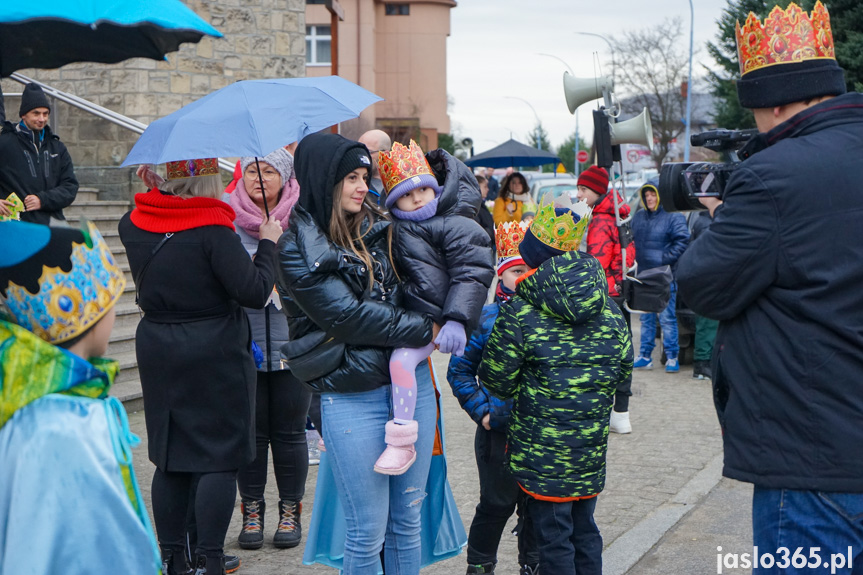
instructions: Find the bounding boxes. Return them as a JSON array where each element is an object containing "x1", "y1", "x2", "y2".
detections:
[{"x1": 374, "y1": 420, "x2": 418, "y2": 475}]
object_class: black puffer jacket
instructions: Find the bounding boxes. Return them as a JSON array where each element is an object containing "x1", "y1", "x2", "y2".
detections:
[
  {"x1": 391, "y1": 149, "x2": 495, "y2": 332},
  {"x1": 276, "y1": 133, "x2": 433, "y2": 393}
]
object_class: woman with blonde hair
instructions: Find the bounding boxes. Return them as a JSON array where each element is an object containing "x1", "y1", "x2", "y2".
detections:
[{"x1": 120, "y1": 158, "x2": 283, "y2": 575}]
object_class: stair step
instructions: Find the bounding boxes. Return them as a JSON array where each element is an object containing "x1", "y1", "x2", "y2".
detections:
[
  {"x1": 66, "y1": 201, "x2": 131, "y2": 217},
  {"x1": 107, "y1": 322, "x2": 138, "y2": 355},
  {"x1": 65, "y1": 214, "x2": 124, "y2": 232},
  {"x1": 109, "y1": 379, "x2": 143, "y2": 411},
  {"x1": 114, "y1": 303, "x2": 142, "y2": 331},
  {"x1": 75, "y1": 188, "x2": 100, "y2": 202}
]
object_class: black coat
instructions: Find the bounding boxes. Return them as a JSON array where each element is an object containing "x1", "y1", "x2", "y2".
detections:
[
  {"x1": 119, "y1": 213, "x2": 277, "y2": 472},
  {"x1": 276, "y1": 133, "x2": 433, "y2": 393},
  {"x1": 391, "y1": 149, "x2": 495, "y2": 333},
  {"x1": 677, "y1": 92, "x2": 863, "y2": 492},
  {"x1": 0, "y1": 122, "x2": 78, "y2": 225},
  {"x1": 475, "y1": 204, "x2": 495, "y2": 245}
]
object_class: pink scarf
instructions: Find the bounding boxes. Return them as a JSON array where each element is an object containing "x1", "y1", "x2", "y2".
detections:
[{"x1": 230, "y1": 177, "x2": 300, "y2": 238}]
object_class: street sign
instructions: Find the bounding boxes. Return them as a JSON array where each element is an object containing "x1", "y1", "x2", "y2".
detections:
[{"x1": 577, "y1": 150, "x2": 589, "y2": 163}]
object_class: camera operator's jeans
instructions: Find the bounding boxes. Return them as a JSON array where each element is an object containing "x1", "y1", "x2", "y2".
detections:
[
  {"x1": 752, "y1": 486, "x2": 863, "y2": 574},
  {"x1": 638, "y1": 282, "x2": 678, "y2": 359}
]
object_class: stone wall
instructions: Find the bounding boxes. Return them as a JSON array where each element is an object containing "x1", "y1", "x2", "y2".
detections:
[{"x1": 1, "y1": 0, "x2": 306, "y2": 200}]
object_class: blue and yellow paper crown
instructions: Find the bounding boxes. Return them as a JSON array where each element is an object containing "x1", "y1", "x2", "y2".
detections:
[
  {"x1": 0, "y1": 220, "x2": 126, "y2": 344},
  {"x1": 529, "y1": 193, "x2": 592, "y2": 252}
]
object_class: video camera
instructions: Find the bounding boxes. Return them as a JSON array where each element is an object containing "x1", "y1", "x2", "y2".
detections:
[{"x1": 658, "y1": 129, "x2": 758, "y2": 212}]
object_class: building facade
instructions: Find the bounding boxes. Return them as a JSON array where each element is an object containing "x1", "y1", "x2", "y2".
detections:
[
  {"x1": 305, "y1": 0, "x2": 455, "y2": 149},
  {"x1": 0, "y1": 0, "x2": 306, "y2": 199}
]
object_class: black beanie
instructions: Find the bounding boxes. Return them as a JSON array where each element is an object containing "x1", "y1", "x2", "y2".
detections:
[
  {"x1": 737, "y1": 59, "x2": 846, "y2": 109},
  {"x1": 19, "y1": 83, "x2": 51, "y2": 117},
  {"x1": 335, "y1": 146, "x2": 372, "y2": 184}
]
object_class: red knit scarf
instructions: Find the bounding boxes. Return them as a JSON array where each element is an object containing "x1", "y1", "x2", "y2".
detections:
[{"x1": 130, "y1": 188, "x2": 236, "y2": 233}]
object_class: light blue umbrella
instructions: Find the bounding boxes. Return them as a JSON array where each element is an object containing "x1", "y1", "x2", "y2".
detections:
[
  {"x1": 122, "y1": 76, "x2": 383, "y2": 166},
  {"x1": 0, "y1": 0, "x2": 221, "y2": 76}
]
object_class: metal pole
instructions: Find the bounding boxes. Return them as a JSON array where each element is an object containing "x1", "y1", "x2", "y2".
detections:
[
  {"x1": 576, "y1": 32, "x2": 616, "y2": 81},
  {"x1": 574, "y1": 113, "x2": 580, "y2": 175},
  {"x1": 684, "y1": 0, "x2": 694, "y2": 162},
  {"x1": 505, "y1": 96, "x2": 541, "y2": 149}
]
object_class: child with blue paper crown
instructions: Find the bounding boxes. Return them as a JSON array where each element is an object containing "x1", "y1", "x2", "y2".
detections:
[
  {"x1": 448, "y1": 220, "x2": 540, "y2": 575},
  {"x1": 0, "y1": 220, "x2": 161, "y2": 574},
  {"x1": 374, "y1": 140, "x2": 494, "y2": 475},
  {"x1": 479, "y1": 194, "x2": 633, "y2": 575}
]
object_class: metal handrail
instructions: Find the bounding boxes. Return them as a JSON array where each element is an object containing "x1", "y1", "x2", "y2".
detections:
[{"x1": 8, "y1": 72, "x2": 235, "y2": 173}]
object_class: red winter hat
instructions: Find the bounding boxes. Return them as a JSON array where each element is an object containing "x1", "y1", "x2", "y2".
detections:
[{"x1": 577, "y1": 166, "x2": 609, "y2": 195}]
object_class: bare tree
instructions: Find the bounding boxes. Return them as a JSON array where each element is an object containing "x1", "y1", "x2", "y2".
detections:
[{"x1": 611, "y1": 18, "x2": 690, "y2": 167}]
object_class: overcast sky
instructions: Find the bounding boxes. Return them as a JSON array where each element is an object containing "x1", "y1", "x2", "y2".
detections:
[{"x1": 446, "y1": 1, "x2": 728, "y2": 154}]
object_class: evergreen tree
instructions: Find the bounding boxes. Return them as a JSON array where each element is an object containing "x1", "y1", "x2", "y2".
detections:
[
  {"x1": 709, "y1": 0, "x2": 863, "y2": 130},
  {"x1": 557, "y1": 132, "x2": 592, "y2": 174},
  {"x1": 706, "y1": 0, "x2": 771, "y2": 130},
  {"x1": 800, "y1": 0, "x2": 863, "y2": 92},
  {"x1": 526, "y1": 122, "x2": 552, "y2": 151}
]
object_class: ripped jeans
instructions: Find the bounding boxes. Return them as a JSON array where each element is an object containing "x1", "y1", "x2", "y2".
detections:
[{"x1": 321, "y1": 360, "x2": 437, "y2": 575}]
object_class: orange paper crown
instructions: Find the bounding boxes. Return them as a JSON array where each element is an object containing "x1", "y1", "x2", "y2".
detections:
[
  {"x1": 377, "y1": 140, "x2": 434, "y2": 194},
  {"x1": 736, "y1": 1, "x2": 835, "y2": 76},
  {"x1": 166, "y1": 158, "x2": 220, "y2": 180}
]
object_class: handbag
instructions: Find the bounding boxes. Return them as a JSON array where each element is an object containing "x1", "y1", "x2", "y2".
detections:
[
  {"x1": 625, "y1": 265, "x2": 673, "y2": 313},
  {"x1": 280, "y1": 331, "x2": 345, "y2": 382}
]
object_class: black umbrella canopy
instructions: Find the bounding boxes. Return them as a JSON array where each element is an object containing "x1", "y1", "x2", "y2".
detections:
[
  {"x1": 0, "y1": 1, "x2": 222, "y2": 77},
  {"x1": 464, "y1": 138, "x2": 561, "y2": 169}
]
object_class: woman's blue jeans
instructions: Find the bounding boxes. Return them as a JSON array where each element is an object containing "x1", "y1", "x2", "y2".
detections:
[
  {"x1": 321, "y1": 361, "x2": 437, "y2": 575},
  {"x1": 638, "y1": 281, "x2": 679, "y2": 359}
]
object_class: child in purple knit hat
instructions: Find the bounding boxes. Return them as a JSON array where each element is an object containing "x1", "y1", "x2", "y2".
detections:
[{"x1": 373, "y1": 139, "x2": 494, "y2": 475}]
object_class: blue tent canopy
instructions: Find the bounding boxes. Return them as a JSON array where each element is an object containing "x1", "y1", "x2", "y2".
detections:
[{"x1": 464, "y1": 138, "x2": 561, "y2": 169}]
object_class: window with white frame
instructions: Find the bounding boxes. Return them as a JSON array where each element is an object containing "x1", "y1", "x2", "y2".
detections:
[{"x1": 306, "y1": 25, "x2": 332, "y2": 65}]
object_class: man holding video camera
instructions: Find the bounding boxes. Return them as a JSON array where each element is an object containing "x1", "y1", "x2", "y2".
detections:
[{"x1": 676, "y1": 2, "x2": 863, "y2": 565}]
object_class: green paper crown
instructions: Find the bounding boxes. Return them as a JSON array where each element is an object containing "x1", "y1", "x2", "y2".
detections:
[{"x1": 529, "y1": 193, "x2": 593, "y2": 252}]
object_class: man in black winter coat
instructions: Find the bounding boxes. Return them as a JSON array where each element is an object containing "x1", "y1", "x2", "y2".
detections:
[
  {"x1": 0, "y1": 83, "x2": 78, "y2": 225},
  {"x1": 677, "y1": 2, "x2": 863, "y2": 564}
]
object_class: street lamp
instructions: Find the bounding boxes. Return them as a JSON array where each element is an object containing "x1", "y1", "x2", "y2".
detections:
[
  {"x1": 575, "y1": 31, "x2": 616, "y2": 81},
  {"x1": 684, "y1": 0, "x2": 694, "y2": 162},
  {"x1": 537, "y1": 53, "x2": 580, "y2": 175},
  {"x1": 504, "y1": 96, "x2": 542, "y2": 150}
]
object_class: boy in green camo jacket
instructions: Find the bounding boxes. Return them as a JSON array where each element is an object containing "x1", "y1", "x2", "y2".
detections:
[{"x1": 478, "y1": 196, "x2": 633, "y2": 575}]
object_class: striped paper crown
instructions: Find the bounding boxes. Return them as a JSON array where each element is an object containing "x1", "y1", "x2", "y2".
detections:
[
  {"x1": 736, "y1": 1, "x2": 835, "y2": 76},
  {"x1": 529, "y1": 193, "x2": 592, "y2": 252},
  {"x1": 377, "y1": 140, "x2": 434, "y2": 194},
  {"x1": 1, "y1": 221, "x2": 126, "y2": 344},
  {"x1": 166, "y1": 158, "x2": 220, "y2": 180}
]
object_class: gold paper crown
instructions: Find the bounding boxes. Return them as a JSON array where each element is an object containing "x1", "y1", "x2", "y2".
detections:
[
  {"x1": 529, "y1": 193, "x2": 592, "y2": 252},
  {"x1": 166, "y1": 158, "x2": 220, "y2": 180},
  {"x1": 736, "y1": 1, "x2": 835, "y2": 76},
  {"x1": 377, "y1": 140, "x2": 434, "y2": 194},
  {"x1": 496, "y1": 221, "x2": 530, "y2": 259},
  {"x1": 2, "y1": 222, "x2": 126, "y2": 344}
]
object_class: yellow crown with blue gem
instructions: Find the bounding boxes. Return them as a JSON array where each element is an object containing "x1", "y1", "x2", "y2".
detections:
[
  {"x1": 529, "y1": 192, "x2": 592, "y2": 252},
  {"x1": 0, "y1": 220, "x2": 126, "y2": 344}
]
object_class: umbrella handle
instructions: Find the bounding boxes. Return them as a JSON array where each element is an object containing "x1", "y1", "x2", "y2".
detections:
[{"x1": 254, "y1": 157, "x2": 271, "y2": 219}]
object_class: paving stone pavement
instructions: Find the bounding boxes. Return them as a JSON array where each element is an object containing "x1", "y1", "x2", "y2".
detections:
[{"x1": 128, "y1": 324, "x2": 727, "y2": 574}]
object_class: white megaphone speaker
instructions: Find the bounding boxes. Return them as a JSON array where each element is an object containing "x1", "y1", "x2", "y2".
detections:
[
  {"x1": 563, "y1": 72, "x2": 614, "y2": 114},
  {"x1": 610, "y1": 107, "x2": 654, "y2": 151}
]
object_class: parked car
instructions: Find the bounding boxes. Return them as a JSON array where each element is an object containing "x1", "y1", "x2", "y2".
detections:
[{"x1": 529, "y1": 176, "x2": 579, "y2": 204}]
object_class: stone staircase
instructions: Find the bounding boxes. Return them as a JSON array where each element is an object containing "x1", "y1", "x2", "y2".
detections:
[{"x1": 66, "y1": 187, "x2": 144, "y2": 411}]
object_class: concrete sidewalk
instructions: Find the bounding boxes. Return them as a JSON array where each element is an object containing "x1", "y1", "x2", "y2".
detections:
[{"x1": 128, "y1": 340, "x2": 735, "y2": 574}]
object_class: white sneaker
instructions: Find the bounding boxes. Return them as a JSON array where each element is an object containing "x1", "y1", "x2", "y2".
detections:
[{"x1": 609, "y1": 410, "x2": 632, "y2": 434}]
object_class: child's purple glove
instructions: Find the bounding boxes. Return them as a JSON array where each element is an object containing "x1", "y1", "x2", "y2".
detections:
[{"x1": 435, "y1": 320, "x2": 467, "y2": 357}]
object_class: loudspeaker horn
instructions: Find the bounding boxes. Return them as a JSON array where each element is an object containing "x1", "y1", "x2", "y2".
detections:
[
  {"x1": 563, "y1": 72, "x2": 613, "y2": 114},
  {"x1": 610, "y1": 107, "x2": 654, "y2": 151}
]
